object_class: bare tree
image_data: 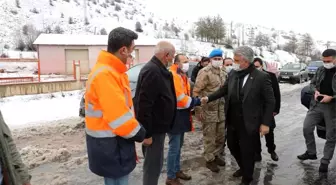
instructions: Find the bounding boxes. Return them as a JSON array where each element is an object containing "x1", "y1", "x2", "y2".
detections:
[
  {"x1": 54, "y1": 26, "x2": 64, "y2": 34},
  {"x1": 16, "y1": 37, "x2": 26, "y2": 51},
  {"x1": 15, "y1": 0, "x2": 21, "y2": 8},
  {"x1": 195, "y1": 15, "x2": 226, "y2": 43},
  {"x1": 283, "y1": 34, "x2": 298, "y2": 53},
  {"x1": 298, "y1": 33, "x2": 314, "y2": 56},
  {"x1": 100, "y1": 28, "x2": 107, "y2": 35},
  {"x1": 254, "y1": 32, "x2": 271, "y2": 48},
  {"x1": 135, "y1": 22, "x2": 143, "y2": 32},
  {"x1": 325, "y1": 41, "x2": 331, "y2": 49}
]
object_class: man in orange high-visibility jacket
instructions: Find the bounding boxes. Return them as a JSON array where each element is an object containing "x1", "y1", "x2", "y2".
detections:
[
  {"x1": 85, "y1": 27, "x2": 146, "y2": 185},
  {"x1": 166, "y1": 54, "x2": 201, "y2": 185}
]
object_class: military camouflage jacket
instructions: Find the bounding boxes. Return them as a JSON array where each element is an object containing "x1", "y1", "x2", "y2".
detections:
[
  {"x1": 193, "y1": 64, "x2": 227, "y2": 122},
  {"x1": 0, "y1": 110, "x2": 31, "y2": 185}
]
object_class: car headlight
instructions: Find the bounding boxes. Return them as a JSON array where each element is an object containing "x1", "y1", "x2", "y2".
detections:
[{"x1": 293, "y1": 72, "x2": 299, "y2": 76}]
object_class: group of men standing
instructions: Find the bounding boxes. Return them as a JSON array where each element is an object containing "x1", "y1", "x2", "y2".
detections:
[{"x1": 84, "y1": 27, "x2": 283, "y2": 185}]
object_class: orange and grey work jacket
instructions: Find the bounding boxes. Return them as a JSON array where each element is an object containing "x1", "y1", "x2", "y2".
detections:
[
  {"x1": 168, "y1": 64, "x2": 195, "y2": 134},
  {"x1": 85, "y1": 51, "x2": 146, "y2": 178}
]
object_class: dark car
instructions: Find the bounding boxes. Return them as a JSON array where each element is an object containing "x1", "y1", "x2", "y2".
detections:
[
  {"x1": 79, "y1": 62, "x2": 198, "y2": 117},
  {"x1": 279, "y1": 63, "x2": 309, "y2": 84},
  {"x1": 307, "y1": 61, "x2": 323, "y2": 79}
]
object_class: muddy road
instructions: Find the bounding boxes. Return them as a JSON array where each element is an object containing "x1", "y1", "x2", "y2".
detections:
[{"x1": 11, "y1": 85, "x2": 335, "y2": 185}]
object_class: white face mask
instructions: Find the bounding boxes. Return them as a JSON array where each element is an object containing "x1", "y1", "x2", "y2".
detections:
[
  {"x1": 323, "y1": 63, "x2": 335, "y2": 69},
  {"x1": 181, "y1": 63, "x2": 189, "y2": 73},
  {"x1": 225, "y1": 66, "x2": 233, "y2": 73},
  {"x1": 212, "y1": 60, "x2": 222, "y2": 68},
  {"x1": 232, "y1": 63, "x2": 242, "y2": 71}
]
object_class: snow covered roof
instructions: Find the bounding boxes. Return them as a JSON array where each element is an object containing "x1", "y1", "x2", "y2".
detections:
[{"x1": 34, "y1": 34, "x2": 157, "y2": 46}]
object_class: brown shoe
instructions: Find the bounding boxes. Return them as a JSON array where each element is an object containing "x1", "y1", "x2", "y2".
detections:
[
  {"x1": 215, "y1": 156, "x2": 226, "y2": 166},
  {"x1": 166, "y1": 178, "x2": 183, "y2": 185},
  {"x1": 176, "y1": 171, "x2": 191, "y2": 180},
  {"x1": 206, "y1": 160, "x2": 220, "y2": 173}
]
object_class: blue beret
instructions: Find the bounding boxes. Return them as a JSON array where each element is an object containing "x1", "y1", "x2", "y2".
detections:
[{"x1": 209, "y1": 49, "x2": 223, "y2": 58}]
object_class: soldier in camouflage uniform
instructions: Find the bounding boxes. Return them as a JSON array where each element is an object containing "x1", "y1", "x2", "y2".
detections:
[
  {"x1": 193, "y1": 49, "x2": 227, "y2": 172},
  {"x1": 0, "y1": 110, "x2": 31, "y2": 185}
]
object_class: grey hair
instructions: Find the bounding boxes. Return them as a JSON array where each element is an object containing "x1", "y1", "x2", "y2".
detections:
[
  {"x1": 154, "y1": 41, "x2": 175, "y2": 55},
  {"x1": 234, "y1": 46, "x2": 254, "y2": 63}
]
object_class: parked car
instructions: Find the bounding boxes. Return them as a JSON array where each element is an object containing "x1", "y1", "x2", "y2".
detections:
[
  {"x1": 279, "y1": 63, "x2": 309, "y2": 84},
  {"x1": 79, "y1": 62, "x2": 198, "y2": 117},
  {"x1": 307, "y1": 61, "x2": 323, "y2": 79}
]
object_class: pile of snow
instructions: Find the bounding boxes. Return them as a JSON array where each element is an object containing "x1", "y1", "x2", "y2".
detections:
[
  {"x1": 0, "y1": 62, "x2": 37, "y2": 75},
  {"x1": 0, "y1": 90, "x2": 83, "y2": 128},
  {"x1": 20, "y1": 146, "x2": 72, "y2": 169},
  {"x1": 280, "y1": 82, "x2": 309, "y2": 94}
]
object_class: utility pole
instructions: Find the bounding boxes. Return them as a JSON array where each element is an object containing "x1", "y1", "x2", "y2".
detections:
[
  {"x1": 84, "y1": 0, "x2": 87, "y2": 25},
  {"x1": 230, "y1": 21, "x2": 233, "y2": 40},
  {"x1": 242, "y1": 25, "x2": 245, "y2": 45}
]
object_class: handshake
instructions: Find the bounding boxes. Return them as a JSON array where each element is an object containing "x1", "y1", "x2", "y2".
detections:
[{"x1": 193, "y1": 96, "x2": 209, "y2": 106}]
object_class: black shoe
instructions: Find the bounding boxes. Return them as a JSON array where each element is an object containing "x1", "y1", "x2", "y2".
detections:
[
  {"x1": 297, "y1": 152, "x2": 317, "y2": 160},
  {"x1": 238, "y1": 183, "x2": 250, "y2": 185},
  {"x1": 319, "y1": 163, "x2": 328, "y2": 173},
  {"x1": 270, "y1": 151, "x2": 279, "y2": 161},
  {"x1": 254, "y1": 154, "x2": 262, "y2": 162},
  {"x1": 233, "y1": 169, "x2": 243, "y2": 177},
  {"x1": 206, "y1": 161, "x2": 220, "y2": 173},
  {"x1": 215, "y1": 156, "x2": 226, "y2": 166}
]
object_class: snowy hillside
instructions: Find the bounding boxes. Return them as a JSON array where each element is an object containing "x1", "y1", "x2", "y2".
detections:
[{"x1": 0, "y1": 0, "x2": 330, "y2": 63}]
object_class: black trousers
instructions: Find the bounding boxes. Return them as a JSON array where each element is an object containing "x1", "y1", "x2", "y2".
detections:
[
  {"x1": 256, "y1": 125, "x2": 276, "y2": 155},
  {"x1": 142, "y1": 134, "x2": 166, "y2": 185},
  {"x1": 227, "y1": 124, "x2": 260, "y2": 183}
]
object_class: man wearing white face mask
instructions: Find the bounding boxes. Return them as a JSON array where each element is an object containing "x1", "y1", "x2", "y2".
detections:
[
  {"x1": 298, "y1": 49, "x2": 336, "y2": 173},
  {"x1": 223, "y1": 58, "x2": 234, "y2": 73},
  {"x1": 166, "y1": 54, "x2": 201, "y2": 185},
  {"x1": 201, "y1": 46, "x2": 275, "y2": 185},
  {"x1": 193, "y1": 49, "x2": 227, "y2": 173}
]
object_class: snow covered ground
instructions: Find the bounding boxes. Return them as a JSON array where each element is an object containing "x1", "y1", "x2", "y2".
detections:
[
  {"x1": 9, "y1": 81, "x2": 334, "y2": 185},
  {"x1": 0, "y1": 90, "x2": 84, "y2": 128},
  {"x1": 279, "y1": 81, "x2": 309, "y2": 94},
  {"x1": 0, "y1": 82, "x2": 308, "y2": 129}
]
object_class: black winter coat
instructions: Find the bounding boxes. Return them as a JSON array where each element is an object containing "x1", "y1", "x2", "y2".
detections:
[
  {"x1": 134, "y1": 56, "x2": 177, "y2": 138},
  {"x1": 191, "y1": 62, "x2": 203, "y2": 83}
]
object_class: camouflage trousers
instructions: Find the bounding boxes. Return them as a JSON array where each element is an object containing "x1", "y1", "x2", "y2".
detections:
[{"x1": 202, "y1": 121, "x2": 225, "y2": 162}]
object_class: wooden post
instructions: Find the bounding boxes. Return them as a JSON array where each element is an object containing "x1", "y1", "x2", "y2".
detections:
[
  {"x1": 73, "y1": 60, "x2": 76, "y2": 80},
  {"x1": 38, "y1": 60, "x2": 41, "y2": 82},
  {"x1": 76, "y1": 60, "x2": 81, "y2": 81}
]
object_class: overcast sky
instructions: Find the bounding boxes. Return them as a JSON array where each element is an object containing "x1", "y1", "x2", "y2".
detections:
[{"x1": 146, "y1": 0, "x2": 335, "y2": 42}]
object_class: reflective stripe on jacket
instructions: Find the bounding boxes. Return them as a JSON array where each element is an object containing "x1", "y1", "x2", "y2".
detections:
[
  {"x1": 85, "y1": 50, "x2": 145, "y2": 178},
  {"x1": 169, "y1": 64, "x2": 194, "y2": 134},
  {"x1": 169, "y1": 64, "x2": 192, "y2": 109}
]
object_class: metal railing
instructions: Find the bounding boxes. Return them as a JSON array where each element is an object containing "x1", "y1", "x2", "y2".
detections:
[{"x1": 0, "y1": 77, "x2": 34, "y2": 85}]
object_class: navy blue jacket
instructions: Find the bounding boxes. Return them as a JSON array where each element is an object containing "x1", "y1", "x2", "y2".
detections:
[
  {"x1": 87, "y1": 135, "x2": 138, "y2": 178},
  {"x1": 169, "y1": 69, "x2": 200, "y2": 134}
]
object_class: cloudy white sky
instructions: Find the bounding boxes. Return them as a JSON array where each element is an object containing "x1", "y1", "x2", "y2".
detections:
[{"x1": 146, "y1": 0, "x2": 335, "y2": 42}]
